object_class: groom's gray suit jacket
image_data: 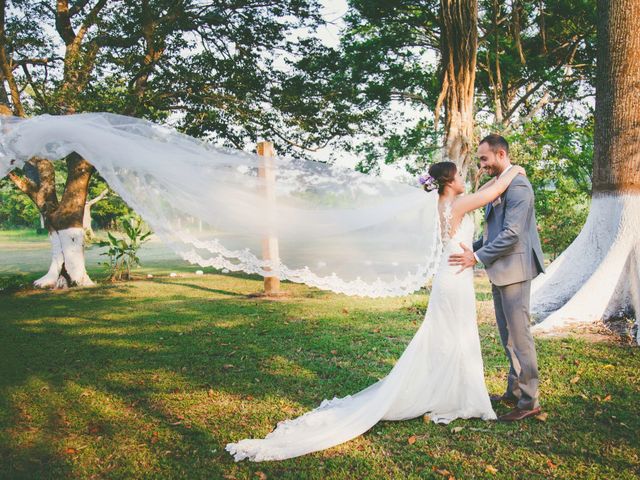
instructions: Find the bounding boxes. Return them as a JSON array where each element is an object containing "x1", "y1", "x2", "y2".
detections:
[
  {"x1": 472, "y1": 173, "x2": 544, "y2": 410},
  {"x1": 472, "y1": 175, "x2": 545, "y2": 286}
]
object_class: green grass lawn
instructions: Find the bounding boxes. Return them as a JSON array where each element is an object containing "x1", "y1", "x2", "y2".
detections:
[{"x1": 0, "y1": 232, "x2": 639, "y2": 479}]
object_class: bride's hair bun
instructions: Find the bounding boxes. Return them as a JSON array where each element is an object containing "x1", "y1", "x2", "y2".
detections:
[{"x1": 427, "y1": 161, "x2": 457, "y2": 194}]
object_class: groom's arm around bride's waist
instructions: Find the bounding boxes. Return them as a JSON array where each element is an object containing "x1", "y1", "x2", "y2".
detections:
[
  {"x1": 473, "y1": 179, "x2": 532, "y2": 267},
  {"x1": 472, "y1": 237, "x2": 483, "y2": 253}
]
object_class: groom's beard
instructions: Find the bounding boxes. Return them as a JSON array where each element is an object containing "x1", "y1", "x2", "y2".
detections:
[
  {"x1": 490, "y1": 164, "x2": 510, "y2": 178},
  {"x1": 480, "y1": 165, "x2": 499, "y2": 177}
]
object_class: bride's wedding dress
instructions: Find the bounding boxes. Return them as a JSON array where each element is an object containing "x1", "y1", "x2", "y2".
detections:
[{"x1": 226, "y1": 204, "x2": 497, "y2": 462}]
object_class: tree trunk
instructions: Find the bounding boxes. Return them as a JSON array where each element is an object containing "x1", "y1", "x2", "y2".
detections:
[
  {"x1": 34, "y1": 227, "x2": 93, "y2": 288},
  {"x1": 83, "y1": 187, "x2": 108, "y2": 239},
  {"x1": 7, "y1": 152, "x2": 95, "y2": 288},
  {"x1": 531, "y1": 0, "x2": 640, "y2": 343},
  {"x1": 435, "y1": 0, "x2": 478, "y2": 179},
  {"x1": 491, "y1": 0, "x2": 504, "y2": 126},
  {"x1": 44, "y1": 154, "x2": 94, "y2": 287},
  {"x1": 538, "y1": 0, "x2": 547, "y2": 54}
]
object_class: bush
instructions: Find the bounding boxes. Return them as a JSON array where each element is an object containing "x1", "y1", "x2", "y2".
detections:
[
  {"x1": 97, "y1": 216, "x2": 151, "y2": 281},
  {"x1": 0, "y1": 274, "x2": 29, "y2": 293}
]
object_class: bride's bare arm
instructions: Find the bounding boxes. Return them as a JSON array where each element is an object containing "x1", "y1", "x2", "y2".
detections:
[
  {"x1": 476, "y1": 176, "x2": 496, "y2": 192},
  {"x1": 453, "y1": 166, "x2": 526, "y2": 216}
]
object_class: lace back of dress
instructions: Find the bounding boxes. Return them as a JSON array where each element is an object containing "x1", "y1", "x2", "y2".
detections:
[{"x1": 440, "y1": 201, "x2": 453, "y2": 246}]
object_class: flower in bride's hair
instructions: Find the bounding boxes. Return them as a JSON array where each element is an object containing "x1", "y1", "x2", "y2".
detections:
[{"x1": 418, "y1": 174, "x2": 438, "y2": 192}]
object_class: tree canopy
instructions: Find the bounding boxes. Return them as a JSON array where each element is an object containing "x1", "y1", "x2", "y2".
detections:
[{"x1": 1, "y1": 0, "x2": 598, "y2": 255}]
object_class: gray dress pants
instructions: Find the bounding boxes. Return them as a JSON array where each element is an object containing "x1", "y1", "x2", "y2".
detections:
[{"x1": 491, "y1": 280, "x2": 540, "y2": 410}]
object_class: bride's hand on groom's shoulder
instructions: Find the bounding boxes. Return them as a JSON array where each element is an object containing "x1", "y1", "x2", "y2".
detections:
[{"x1": 513, "y1": 165, "x2": 527, "y2": 177}]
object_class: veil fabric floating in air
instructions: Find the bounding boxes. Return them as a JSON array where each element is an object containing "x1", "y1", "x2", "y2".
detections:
[{"x1": 0, "y1": 113, "x2": 442, "y2": 297}]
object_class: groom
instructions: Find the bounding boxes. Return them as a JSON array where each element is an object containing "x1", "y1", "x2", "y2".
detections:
[{"x1": 449, "y1": 134, "x2": 545, "y2": 422}]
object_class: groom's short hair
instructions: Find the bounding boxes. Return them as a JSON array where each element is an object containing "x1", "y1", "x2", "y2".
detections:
[{"x1": 479, "y1": 134, "x2": 509, "y2": 155}]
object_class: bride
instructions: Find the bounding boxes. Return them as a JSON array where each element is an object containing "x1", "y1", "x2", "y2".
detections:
[{"x1": 226, "y1": 160, "x2": 526, "y2": 462}]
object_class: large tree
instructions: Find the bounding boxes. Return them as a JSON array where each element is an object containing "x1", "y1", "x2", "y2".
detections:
[
  {"x1": 319, "y1": 0, "x2": 479, "y2": 176},
  {"x1": 1, "y1": 0, "x2": 322, "y2": 288},
  {"x1": 530, "y1": 0, "x2": 640, "y2": 342},
  {"x1": 1, "y1": 0, "x2": 115, "y2": 287},
  {"x1": 319, "y1": 0, "x2": 595, "y2": 179}
]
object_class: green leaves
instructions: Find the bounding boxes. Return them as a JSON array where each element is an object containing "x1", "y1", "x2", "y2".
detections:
[
  {"x1": 507, "y1": 116, "x2": 593, "y2": 257},
  {"x1": 97, "y1": 215, "x2": 151, "y2": 281},
  {"x1": 0, "y1": 177, "x2": 41, "y2": 228}
]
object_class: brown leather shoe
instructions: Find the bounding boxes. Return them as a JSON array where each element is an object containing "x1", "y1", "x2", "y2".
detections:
[
  {"x1": 489, "y1": 394, "x2": 518, "y2": 405},
  {"x1": 498, "y1": 407, "x2": 541, "y2": 422}
]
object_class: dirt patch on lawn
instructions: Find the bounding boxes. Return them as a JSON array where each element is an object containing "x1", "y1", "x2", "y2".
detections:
[
  {"x1": 477, "y1": 292, "x2": 637, "y2": 346},
  {"x1": 534, "y1": 318, "x2": 638, "y2": 345}
]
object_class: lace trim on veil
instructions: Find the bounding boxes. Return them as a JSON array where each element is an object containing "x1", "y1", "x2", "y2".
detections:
[{"x1": 166, "y1": 227, "x2": 443, "y2": 298}]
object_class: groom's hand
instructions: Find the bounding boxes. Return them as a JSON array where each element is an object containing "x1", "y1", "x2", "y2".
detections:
[{"x1": 448, "y1": 243, "x2": 477, "y2": 274}]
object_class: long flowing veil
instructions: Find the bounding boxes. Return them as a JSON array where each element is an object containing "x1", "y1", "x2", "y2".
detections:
[{"x1": 0, "y1": 113, "x2": 442, "y2": 297}]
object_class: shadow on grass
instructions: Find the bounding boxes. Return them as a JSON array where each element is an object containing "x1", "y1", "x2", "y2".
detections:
[
  {"x1": 0, "y1": 278, "x2": 406, "y2": 478},
  {"x1": 153, "y1": 278, "x2": 245, "y2": 297},
  {"x1": 0, "y1": 277, "x2": 639, "y2": 479}
]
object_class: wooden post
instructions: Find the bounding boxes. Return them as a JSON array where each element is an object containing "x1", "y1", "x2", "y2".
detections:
[{"x1": 257, "y1": 141, "x2": 281, "y2": 295}]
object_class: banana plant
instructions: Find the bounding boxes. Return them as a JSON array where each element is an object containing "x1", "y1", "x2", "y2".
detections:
[{"x1": 97, "y1": 216, "x2": 151, "y2": 281}]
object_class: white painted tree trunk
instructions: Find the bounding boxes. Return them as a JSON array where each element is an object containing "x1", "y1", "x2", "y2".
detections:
[
  {"x1": 34, "y1": 231, "x2": 65, "y2": 288},
  {"x1": 531, "y1": 0, "x2": 640, "y2": 344},
  {"x1": 33, "y1": 227, "x2": 94, "y2": 288},
  {"x1": 531, "y1": 194, "x2": 640, "y2": 343},
  {"x1": 82, "y1": 204, "x2": 93, "y2": 237},
  {"x1": 83, "y1": 188, "x2": 108, "y2": 238}
]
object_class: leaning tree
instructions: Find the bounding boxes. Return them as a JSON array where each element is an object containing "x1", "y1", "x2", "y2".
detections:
[
  {"x1": 1, "y1": 0, "x2": 188, "y2": 287},
  {"x1": 1, "y1": 0, "x2": 115, "y2": 288},
  {"x1": 531, "y1": 0, "x2": 640, "y2": 342}
]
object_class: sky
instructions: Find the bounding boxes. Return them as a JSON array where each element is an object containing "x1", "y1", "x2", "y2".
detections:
[{"x1": 316, "y1": 0, "x2": 349, "y2": 49}]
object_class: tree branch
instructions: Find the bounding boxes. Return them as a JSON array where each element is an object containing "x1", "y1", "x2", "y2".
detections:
[
  {"x1": 21, "y1": 64, "x2": 49, "y2": 110},
  {"x1": 86, "y1": 187, "x2": 109, "y2": 206},
  {"x1": 69, "y1": 0, "x2": 92, "y2": 17},
  {"x1": 390, "y1": 90, "x2": 431, "y2": 106},
  {"x1": 12, "y1": 57, "x2": 58, "y2": 70},
  {"x1": 502, "y1": 37, "x2": 584, "y2": 123},
  {"x1": 0, "y1": 0, "x2": 25, "y2": 116},
  {"x1": 7, "y1": 170, "x2": 36, "y2": 196},
  {"x1": 56, "y1": 0, "x2": 77, "y2": 45},
  {"x1": 75, "y1": 0, "x2": 109, "y2": 45}
]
